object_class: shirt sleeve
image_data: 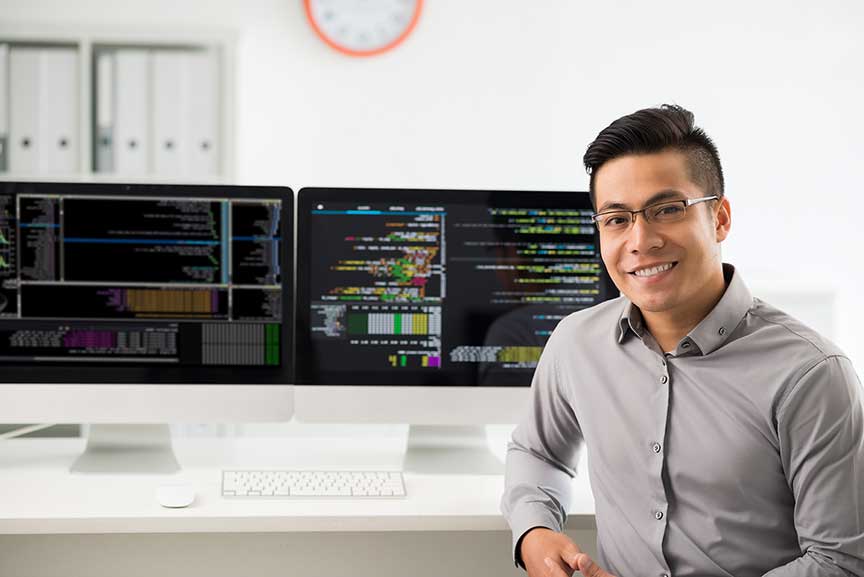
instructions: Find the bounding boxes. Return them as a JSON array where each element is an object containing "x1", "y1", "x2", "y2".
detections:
[
  {"x1": 500, "y1": 326, "x2": 585, "y2": 568},
  {"x1": 764, "y1": 355, "x2": 864, "y2": 577}
]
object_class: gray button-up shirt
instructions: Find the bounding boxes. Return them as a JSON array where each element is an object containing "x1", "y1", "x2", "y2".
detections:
[{"x1": 502, "y1": 264, "x2": 864, "y2": 576}]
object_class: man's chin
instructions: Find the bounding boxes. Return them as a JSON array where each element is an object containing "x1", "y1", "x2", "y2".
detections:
[{"x1": 625, "y1": 292, "x2": 678, "y2": 314}]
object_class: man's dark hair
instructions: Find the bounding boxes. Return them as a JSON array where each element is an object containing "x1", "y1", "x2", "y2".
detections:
[{"x1": 583, "y1": 104, "x2": 724, "y2": 208}]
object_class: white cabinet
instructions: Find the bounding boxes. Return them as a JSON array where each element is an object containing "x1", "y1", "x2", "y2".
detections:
[{"x1": 0, "y1": 29, "x2": 233, "y2": 181}]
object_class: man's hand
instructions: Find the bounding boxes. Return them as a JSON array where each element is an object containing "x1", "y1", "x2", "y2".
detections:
[
  {"x1": 544, "y1": 552, "x2": 617, "y2": 577},
  {"x1": 520, "y1": 527, "x2": 617, "y2": 577}
]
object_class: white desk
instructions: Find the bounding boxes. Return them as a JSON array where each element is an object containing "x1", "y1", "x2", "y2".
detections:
[{"x1": 0, "y1": 436, "x2": 597, "y2": 577}]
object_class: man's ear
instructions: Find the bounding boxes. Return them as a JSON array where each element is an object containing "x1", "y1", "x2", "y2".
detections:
[{"x1": 715, "y1": 196, "x2": 731, "y2": 242}]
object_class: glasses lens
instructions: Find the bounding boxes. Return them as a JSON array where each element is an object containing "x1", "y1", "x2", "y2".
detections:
[
  {"x1": 649, "y1": 201, "x2": 686, "y2": 223},
  {"x1": 599, "y1": 212, "x2": 631, "y2": 230}
]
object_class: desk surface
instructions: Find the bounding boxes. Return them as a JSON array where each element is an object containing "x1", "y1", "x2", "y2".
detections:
[{"x1": 0, "y1": 436, "x2": 595, "y2": 535}]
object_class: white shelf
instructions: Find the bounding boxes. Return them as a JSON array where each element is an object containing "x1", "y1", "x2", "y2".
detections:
[{"x1": 0, "y1": 24, "x2": 236, "y2": 182}]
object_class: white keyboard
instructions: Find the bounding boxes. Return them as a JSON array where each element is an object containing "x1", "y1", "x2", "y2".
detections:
[{"x1": 221, "y1": 470, "x2": 407, "y2": 498}]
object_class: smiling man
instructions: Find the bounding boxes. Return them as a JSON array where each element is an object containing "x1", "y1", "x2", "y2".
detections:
[{"x1": 501, "y1": 105, "x2": 864, "y2": 577}]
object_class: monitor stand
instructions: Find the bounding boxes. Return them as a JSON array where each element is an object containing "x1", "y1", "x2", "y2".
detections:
[
  {"x1": 70, "y1": 424, "x2": 181, "y2": 474},
  {"x1": 402, "y1": 425, "x2": 503, "y2": 475}
]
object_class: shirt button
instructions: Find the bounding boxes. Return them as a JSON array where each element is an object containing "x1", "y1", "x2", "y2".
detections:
[
  {"x1": 655, "y1": 511, "x2": 664, "y2": 520},
  {"x1": 652, "y1": 443, "x2": 662, "y2": 453},
  {"x1": 719, "y1": 327, "x2": 727, "y2": 336},
  {"x1": 660, "y1": 375, "x2": 668, "y2": 384},
  {"x1": 662, "y1": 574, "x2": 669, "y2": 577},
  {"x1": 681, "y1": 342, "x2": 691, "y2": 349}
]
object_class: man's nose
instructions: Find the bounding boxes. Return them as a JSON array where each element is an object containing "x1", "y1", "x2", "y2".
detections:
[{"x1": 626, "y1": 213, "x2": 663, "y2": 253}]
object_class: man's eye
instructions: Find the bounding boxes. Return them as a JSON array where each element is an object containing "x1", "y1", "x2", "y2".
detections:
[
  {"x1": 657, "y1": 205, "x2": 683, "y2": 216},
  {"x1": 604, "y1": 216, "x2": 628, "y2": 227}
]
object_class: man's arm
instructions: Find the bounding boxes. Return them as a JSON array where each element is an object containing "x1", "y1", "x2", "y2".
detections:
[
  {"x1": 764, "y1": 355, "x2": 864, "y2": 577},
  {"x1": 500, "y1": 328, "x2": 585, "y2": 568}
]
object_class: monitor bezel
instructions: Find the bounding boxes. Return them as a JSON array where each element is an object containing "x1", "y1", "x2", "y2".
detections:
[{"x1": 0, "y1": 181, "x2": 294, "y2": 384}]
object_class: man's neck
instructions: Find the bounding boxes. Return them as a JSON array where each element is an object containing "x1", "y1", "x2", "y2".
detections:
[{"x1": 641, "y1": 270, "x2": 728, "y2": 353}]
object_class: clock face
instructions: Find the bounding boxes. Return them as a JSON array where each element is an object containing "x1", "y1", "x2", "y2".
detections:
[{"x1": 304, "y1": 0, "x2": 423, "y2": 57}]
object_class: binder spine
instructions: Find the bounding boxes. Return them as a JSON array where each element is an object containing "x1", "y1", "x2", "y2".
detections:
[
  {"x1": 0, "y1": 43, "x2": 7, "y2": 172},
  {"x1": 95, "y1": 50, "x2": 115, "y2": 172}
]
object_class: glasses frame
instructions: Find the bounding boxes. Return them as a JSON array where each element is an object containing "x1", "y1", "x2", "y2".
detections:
[{"x1": 591, "y1": 195, "x2": 719, "y2": 231}]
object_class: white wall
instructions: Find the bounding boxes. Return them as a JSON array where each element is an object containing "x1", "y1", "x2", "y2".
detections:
[{"x1": 2, "y1": 0, "x2": 863, "y2": 368}]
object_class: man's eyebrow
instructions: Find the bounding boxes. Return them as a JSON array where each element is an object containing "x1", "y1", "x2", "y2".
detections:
[{"x1": 597, "y1": 190, "x2": 687, "y2": 212}]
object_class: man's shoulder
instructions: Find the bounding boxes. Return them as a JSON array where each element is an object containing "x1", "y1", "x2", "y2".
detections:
[
  {"x1": 746, "y1": 297, "x2": 845, "y2": 361},
  {"x1": 554, "y1": 295, "x2": 627, "y2": 338}
]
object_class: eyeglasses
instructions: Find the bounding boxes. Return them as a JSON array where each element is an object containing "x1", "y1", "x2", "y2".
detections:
[{"x1": 592, "y1": 195, "x2": 719, "y2": 232}]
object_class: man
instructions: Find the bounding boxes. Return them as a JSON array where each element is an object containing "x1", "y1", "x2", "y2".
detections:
[{"x1": 501, "y1": 105, "x2": 864, "y2": 577}]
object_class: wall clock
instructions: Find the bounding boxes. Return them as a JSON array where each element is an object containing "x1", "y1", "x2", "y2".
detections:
[{"x1": 304, "y1": 0, "x2": 423, "y2": 57}]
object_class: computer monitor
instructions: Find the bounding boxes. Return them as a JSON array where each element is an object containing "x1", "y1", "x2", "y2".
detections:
[
  {"x1": 295, "y1": 187, "x2": 616, "y2": 472},
  {"x1": 0, "y1": 182, "x2": 294, "y2": 473}
]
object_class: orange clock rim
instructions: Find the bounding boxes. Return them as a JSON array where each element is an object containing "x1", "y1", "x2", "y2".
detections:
[{"x1": 303, "y1": 0, "x2": 423, "y2": 57}]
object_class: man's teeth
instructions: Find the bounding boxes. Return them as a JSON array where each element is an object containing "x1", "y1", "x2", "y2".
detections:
[{"x1": 634, "y1": 263, "x2": 674, "y2": 277}]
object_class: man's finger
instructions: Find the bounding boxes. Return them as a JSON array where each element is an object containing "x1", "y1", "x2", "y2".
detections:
[
  {"x1": 561, "y1": 544, "x2": 583, "y2": 569},
  {"x1": 575, "y1": 553, "x2": 612, "y2": 577},
  {"x1": 544, "y1": 556, "x2": 572, "y2": 577}
]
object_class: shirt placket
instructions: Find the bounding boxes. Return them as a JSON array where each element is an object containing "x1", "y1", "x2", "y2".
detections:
[{"x1": 649, "y1": 351, "x2": 673, "y2": 577}]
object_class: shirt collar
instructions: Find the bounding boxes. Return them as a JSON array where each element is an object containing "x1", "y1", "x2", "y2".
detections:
[
  {"x1": 617, "y1": 300, "x2": 643, "y2": 343},
  {"x1": 616, "y1": 263, "x2": 754, "y2": 355}
]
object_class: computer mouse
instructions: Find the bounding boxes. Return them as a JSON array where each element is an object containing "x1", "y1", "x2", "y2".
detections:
[{"x1": 156, "y1": 484, "x2": 196, "y2": 508}]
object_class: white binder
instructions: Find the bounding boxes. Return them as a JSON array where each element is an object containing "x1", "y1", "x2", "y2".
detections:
[
  {"x1": 185, "y1": 49, "x2": 220, "y2": 177},
  {"x1": 152, "y1": 50, "x2": 186, "y2": 176},
  {"x1": 8, "y1": 47, "x2": 40, "y2": 173},
  {"x1": 94, "y1": 50, "x2": 115, "y2": 172},
  {"x1": 0, "y1": 43, "x2": 8, "y2": 171},
  {"x1": 114, "y1": 50, "x2": 150, "y2": 174},
  {"x1": 37, "y1": 47, "x2": 78, "y2": 173}
]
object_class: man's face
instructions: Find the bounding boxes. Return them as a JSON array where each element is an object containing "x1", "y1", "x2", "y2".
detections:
[{"x1": 593, "y1": 150, "x2": 731, "y2": 315}]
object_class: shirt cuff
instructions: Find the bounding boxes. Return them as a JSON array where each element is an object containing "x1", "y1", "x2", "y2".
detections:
[{"x1": 508, "y1": 502, "x2": 565, "y2": 568}]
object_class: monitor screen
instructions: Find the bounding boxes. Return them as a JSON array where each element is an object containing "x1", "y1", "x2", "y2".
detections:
[
  {"x1": 296, "y1": 188, "x2": 617, "y2": 386},
  {"x1": 0, "y1": 182, "x2": 293, "y2": 384}
]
